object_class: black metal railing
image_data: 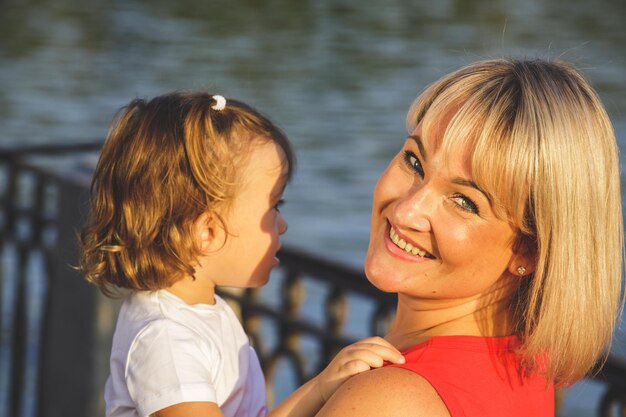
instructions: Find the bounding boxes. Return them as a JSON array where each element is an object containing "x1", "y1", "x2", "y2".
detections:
[
  {"x1": 217, "y1": 246, "x2": 397, "y2": 404},
  {"x1": 1, "y1": 143, "x2": 625, "y2": 417}
]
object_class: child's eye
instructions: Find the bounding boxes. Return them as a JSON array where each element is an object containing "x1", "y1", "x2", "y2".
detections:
[
  {"x1": 274, "y1": 199, "x2": 285, "y2": 212},
  {"x1": 451, "y1": 194, "x2": 479, "y2": 215},
  {"x1": 403, "y1": 151, "x2": 424, "y2": 178}
]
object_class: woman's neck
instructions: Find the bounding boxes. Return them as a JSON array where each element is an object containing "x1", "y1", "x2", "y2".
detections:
[{"x1": 385, "y1": 292, "x2": 516, "y2": 350}]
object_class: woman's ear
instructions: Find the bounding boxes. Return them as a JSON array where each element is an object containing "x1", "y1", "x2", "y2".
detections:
[
  {"x1": 193, "y1": 211, "x2": 222, "y2": 254},
  {"x1": 508, "y1": 235, "x2": 537, "y2": 277}
]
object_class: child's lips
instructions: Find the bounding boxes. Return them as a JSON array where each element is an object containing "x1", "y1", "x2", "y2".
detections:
[{"x1": 273, "y1": 245, "x2": 282, "y2": 265}]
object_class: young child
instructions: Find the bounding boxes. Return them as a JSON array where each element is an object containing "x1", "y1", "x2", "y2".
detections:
[{"x1": 80, "y1": 91, "x2": 403, "y2": 417}]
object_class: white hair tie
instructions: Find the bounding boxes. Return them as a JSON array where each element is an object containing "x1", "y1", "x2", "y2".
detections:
[{"x1": 211, "y1": 95, "x2": 226, "y2": 111}]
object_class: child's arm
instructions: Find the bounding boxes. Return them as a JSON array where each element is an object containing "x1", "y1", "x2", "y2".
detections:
[
  {"x1": 149, "y1": 336, "x2": 402, "y2": 417},
  {"x1": 152, "y1": 401, "x2": 224, "y2": 417},
  {"x1": 267, "y1": 336, "x2": 404, "y2": 417}
]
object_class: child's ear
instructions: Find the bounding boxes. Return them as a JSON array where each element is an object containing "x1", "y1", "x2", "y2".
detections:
[
  {"x1": 507, "y1": 235, "x2": 537, "y2": 277},
  {"x1": 193, "y1": 211, "x2": 222, "y2": 253}
]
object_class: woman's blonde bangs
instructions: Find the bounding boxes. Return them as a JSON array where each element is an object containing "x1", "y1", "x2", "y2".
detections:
[{"x1": 407, "y1": 64, "x2": 534, "y2": 233}]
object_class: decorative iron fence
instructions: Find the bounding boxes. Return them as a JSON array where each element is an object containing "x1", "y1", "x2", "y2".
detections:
[{"x1": 0, "y1": 143, "x2": 625, "y2": 417}]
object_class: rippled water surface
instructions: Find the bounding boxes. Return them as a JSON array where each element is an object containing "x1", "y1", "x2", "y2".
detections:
[{"x1": 1, "y1": 1, "x2": 625, "y2": 415}]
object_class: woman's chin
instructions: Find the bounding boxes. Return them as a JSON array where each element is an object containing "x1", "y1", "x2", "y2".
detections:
[{"x1": 364, "y1": 257, "x2": 403, "y2": 293}]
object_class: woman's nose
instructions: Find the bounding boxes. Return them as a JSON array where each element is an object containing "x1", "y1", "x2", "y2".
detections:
[{"x1": 392, "y1": 186, "x2": 433, "y2": 232}]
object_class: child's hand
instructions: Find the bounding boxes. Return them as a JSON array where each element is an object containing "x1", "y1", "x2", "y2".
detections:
[
  {"x1": 315, "y1": 336, "x2": 405, "y2": 402},
  {"x1": 267, "y1": 337, "x2": 404, "y2": 417}
]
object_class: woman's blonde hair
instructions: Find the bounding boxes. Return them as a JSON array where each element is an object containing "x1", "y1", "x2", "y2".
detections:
[
  {"x1": 80, "y1": 91, "x2": 294, "y2": 296},
  {"x1": 407, "y1": 58, "x2": 624, "y2": 384}
]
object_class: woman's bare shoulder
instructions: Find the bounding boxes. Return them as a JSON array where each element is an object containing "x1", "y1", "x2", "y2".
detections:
[{"x1": 316, "y1": 366, "x2": 450, "y2": 417}]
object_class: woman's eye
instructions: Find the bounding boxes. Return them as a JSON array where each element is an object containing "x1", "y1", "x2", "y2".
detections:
[
  {"x1": 403, "y1": 151, "x2": 424, "y2": 177},
  {"x1": 274, "y1": 199, "x2": 285, "y2": 212},
  {"x1": 451, "y1": 194, "x2": 479, "y2": 214}
]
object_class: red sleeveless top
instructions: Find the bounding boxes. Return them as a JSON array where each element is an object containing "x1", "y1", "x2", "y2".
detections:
[{"x1": 386, "y1": 335, "x2": 554, "y2": 417}]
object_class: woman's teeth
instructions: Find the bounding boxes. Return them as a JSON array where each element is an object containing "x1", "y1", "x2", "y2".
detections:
[{"x1": 389, "y1": 227, "x2": 430, "y2": 258}]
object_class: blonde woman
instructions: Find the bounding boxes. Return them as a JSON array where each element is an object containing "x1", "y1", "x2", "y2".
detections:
[{"x1": 316, "y1": 58, "x2": 624, "y2": 417}]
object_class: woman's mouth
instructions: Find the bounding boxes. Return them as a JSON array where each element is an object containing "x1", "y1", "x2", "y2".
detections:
[{"x1": 388, "y1": 226, "x2": 435, "y2": 259}]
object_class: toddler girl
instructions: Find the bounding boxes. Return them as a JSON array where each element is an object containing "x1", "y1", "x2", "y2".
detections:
[{"x1": 80, "y1": 91, "x2": 403, "y2": 417}]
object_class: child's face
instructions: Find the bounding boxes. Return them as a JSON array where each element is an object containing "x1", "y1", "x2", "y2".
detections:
[{"x1": 207, "y1": 140, "x2": 289, "y2": 288}]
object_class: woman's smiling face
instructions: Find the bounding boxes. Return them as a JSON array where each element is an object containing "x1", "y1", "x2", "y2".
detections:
[{"x1": 365, "y1": 118, "x2": 521, "y2": 302}]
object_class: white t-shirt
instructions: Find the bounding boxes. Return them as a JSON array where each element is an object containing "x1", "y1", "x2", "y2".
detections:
[{"x1": 104, "y1": 290, "x2": 267, "y2": 417}]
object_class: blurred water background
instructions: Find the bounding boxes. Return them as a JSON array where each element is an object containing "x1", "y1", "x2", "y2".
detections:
[{"x1": 0, "y1": 0, "x2": 624, "y2": 416}]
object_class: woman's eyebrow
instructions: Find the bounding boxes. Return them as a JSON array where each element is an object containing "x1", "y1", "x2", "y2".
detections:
[
  {"x1": 408, "y1": 134, "x2": 427, "y2": 161},
  {"x1": 408, "y1": 134, "x2": 494, "y2": 204},
  {"x1": 451, "y1": 177, "x2": 493, "y2": 205}
]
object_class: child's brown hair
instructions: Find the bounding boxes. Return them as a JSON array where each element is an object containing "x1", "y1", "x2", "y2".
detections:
[{"x1": 80, "y1": 91, "x2": 294, "y2": 296}]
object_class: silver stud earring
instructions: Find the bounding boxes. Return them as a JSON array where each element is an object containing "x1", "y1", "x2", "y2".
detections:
[{"x1": 517, "y1": 266, "x2": 526, "y2": 275}]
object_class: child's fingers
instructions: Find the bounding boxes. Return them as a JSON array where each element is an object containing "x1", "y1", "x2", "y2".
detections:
[
  {"x1": 343, "y1": 339, "x2": 405, "y2": 364},
  {"x1": 317, "y1": 338, "x2": 405, "y2": 402},
  {"x1": 334, "y1": 347, "x2": 403, "y2": 371},
  {"x1": 356, "y1": 345, "x2": 405, "y2": 365},
  {"x1": 340, "y1": 347, "x2": 401, "y2": 369},
  {"x1": 352, "y1": 337, "x2": 404, "y2": 359},
  {"x1": 353, "y1": 336, "x2": 395, "y2": 348},
  {"x1": 339, "y1": 359, "x2": 374, "y2": 376}
]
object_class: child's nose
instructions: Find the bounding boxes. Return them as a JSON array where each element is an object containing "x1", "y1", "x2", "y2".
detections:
[{"x1": 278, "y1": 213, "x2": 288, "y2": 234}]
